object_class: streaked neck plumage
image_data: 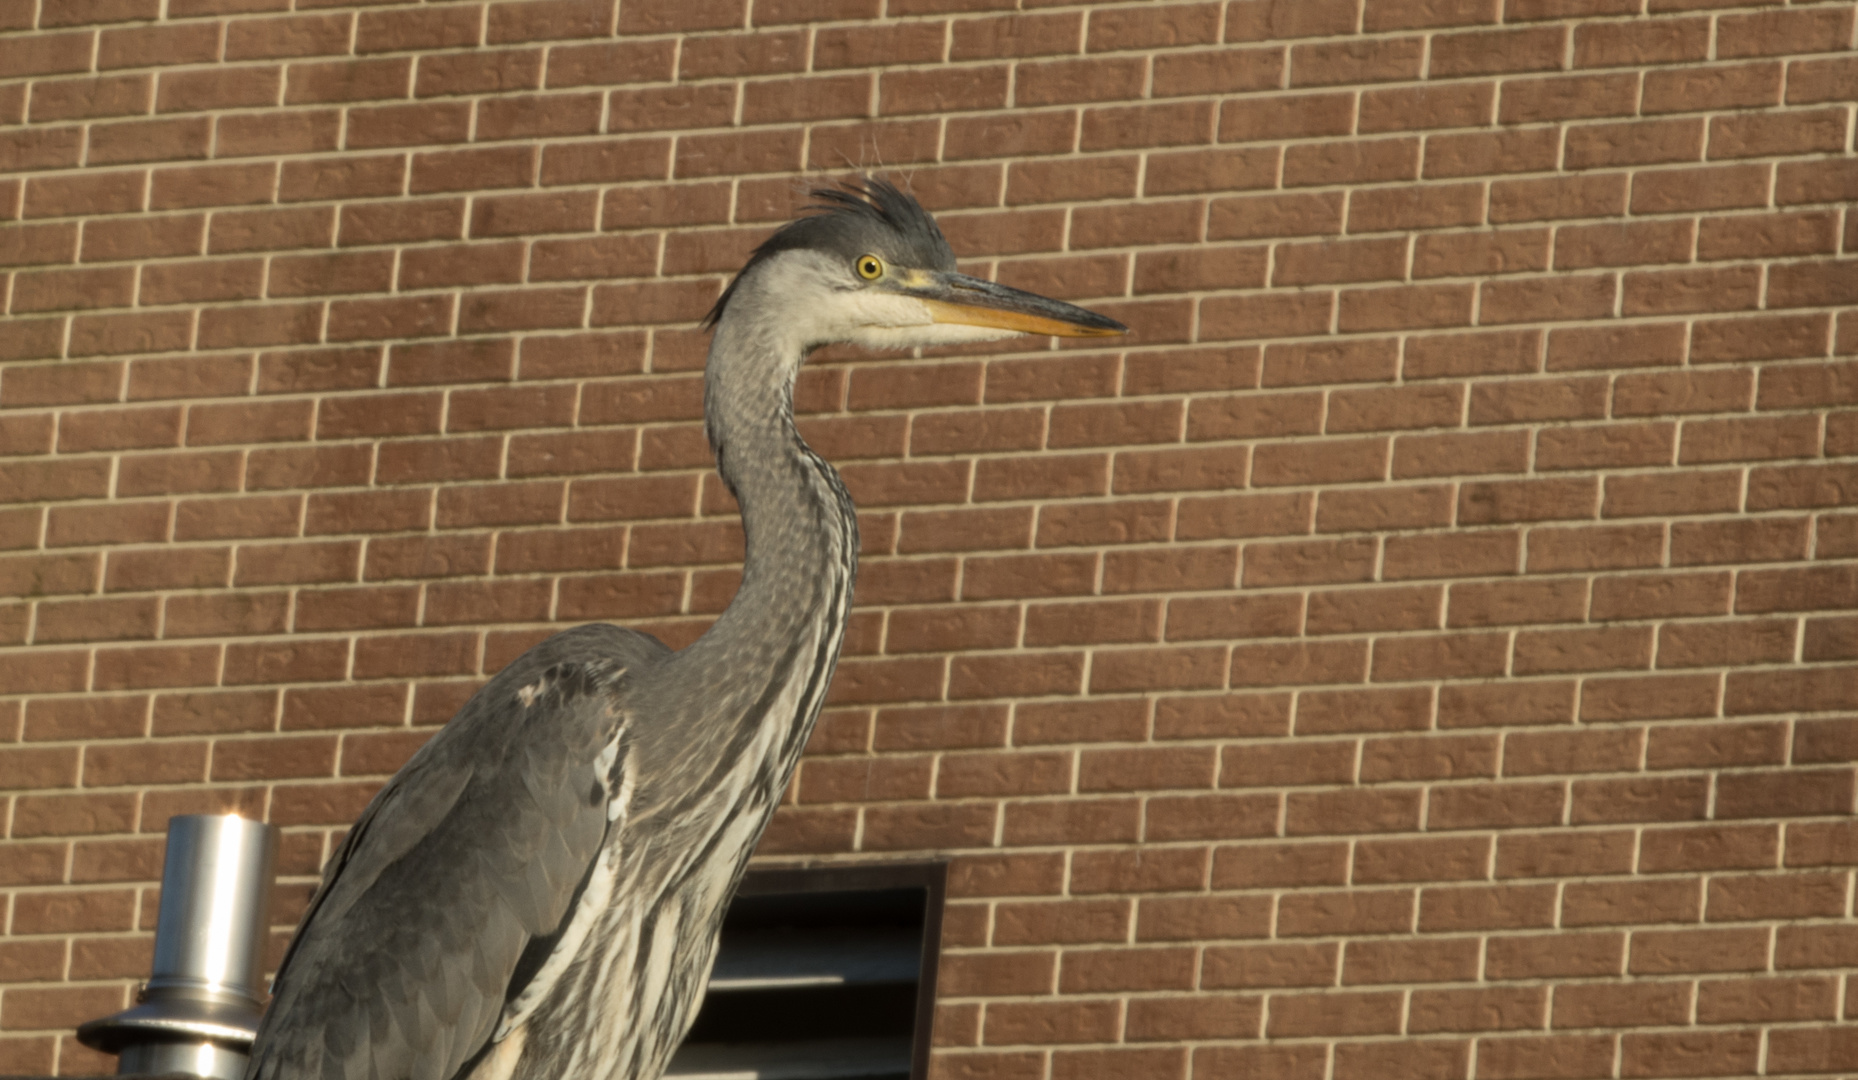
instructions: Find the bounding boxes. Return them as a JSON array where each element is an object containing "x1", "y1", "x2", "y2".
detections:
[
  {"x1": 633, "y1": 269, "x2": 858, "y2": 800},
  {"x1": 701, "y1": 301, "x2": 858, "y2": 667}
]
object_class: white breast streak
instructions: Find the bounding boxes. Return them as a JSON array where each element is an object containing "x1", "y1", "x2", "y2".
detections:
[
  {"x1": 586, "y1": 641, "x2": 822, "y2": 1079},
  {"x1": 637, "y1": 896, "x2": 683, "y2": 1048},
  {"x1": 492, "y1": 732, "x2": 630, "y2": 1043},
  {"x1": 579, "y1": 899, "x2": 645, "y2": 1077},
  {"x1": 577, "y1": 560, "x2": 848, "y2": 1080},
  {"x1": 604, "y1": 735, "x2": 633, "y2": 822}
]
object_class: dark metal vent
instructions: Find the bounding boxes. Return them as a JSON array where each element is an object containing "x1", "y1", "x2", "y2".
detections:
[{"x1": 667, "y1": 862, "x2": 946, "y2": 1080}]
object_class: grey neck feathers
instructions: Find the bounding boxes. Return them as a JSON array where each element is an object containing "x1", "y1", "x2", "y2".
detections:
[{"x1": 635, "y1": 272, "x2": 858, "y2": 771}]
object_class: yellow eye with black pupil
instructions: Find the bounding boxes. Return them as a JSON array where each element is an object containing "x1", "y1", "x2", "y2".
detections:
[{"x1": 856, "y1": 255, "x2": 883, "y2": 280}]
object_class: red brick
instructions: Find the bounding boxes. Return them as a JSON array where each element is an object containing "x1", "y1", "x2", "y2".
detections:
[
  {"x1": 12, "y1": 788, "x2": 141, "y2": 836},
  {"x1": 283, "y1": 57, "x2": 411, "y2": 106},
  {"x1": 24, "y1": 169, "x2": 148, "y2": 219},
  {"x1": 1497, "y1": 830, "x2": 1635, "y2": 880},
  {"x1": 1554, "y1": 981, "x2": 1692, "y2": 1030},
  {"x1": 1174, "y1": 492, "x2": 1311, "y2": 542},
  {"x1": 1155, "y1": 695, "x2": 1288, "y2": 742},
  {"x1": 1631, "y1": 927, "x2": 1763, "y2": 981},
  {"x1": 983, "y1": 999, "x2": 1120, "y2": 1047},
  {"x1": 1417, "y1": 884, "x2": 1557, "y2": 934},
  {"x1": 1122, "y1": 996, "x2": 1256, "y2": 1045},
  {"x1": 1486, "y1": 932, "x2": 1626, "y2": 983},
  {"x1": 1426, "y1": 127, "x2": 1559, "y2": 179},
  {"x1": 1790, "y1": 53, "x2": 1858, "y2": 105},
  {"x1": 1634, "y1": 162, "x2": 1771, "y2": 215},
  {"x1": 210, "y1": 205, "x2": 335, "y2": 253},
  {"x1": 1622, "y1": 1030, "x2": 1761, "y2": 1080},
  {"x1": 1284, "y1": 137, "x2": 1419, "y2": 187},
  {"x1": 1502, "y1": 72, "x2": 1639, "y2": 124},
  {"x1": 1391, "y1": 431, "x2": 1530, "y2": 481},
  {"x1": 1354, "y1": 835, "x2": 1491, "y2": 887},
  {"x1": 1267, "y1": 989, "x2": 1403, "y2": 1037},
  {"x1": 1240, "y1": 538, "x2": 1376, "y2": 589},
  {"x1": 1406, "y1": 987, "x2": 1546, "y2": 1036},
  {"x1": 1711, "y1": 106, "x2": 1847, "y2": 160},
  {"x1": 1412, "y1": 231, "x2": 1549, "y2": 284},
  {"x1": 1288, "y1": 778, "x2": 1425, "y2": 835},
  {"x1": 998, "y1": 790, "x2": 1137, "y2": 846},
  {"x1": 1699, "y1": 210, "x2": 1839, "y2": 261},
  {"x1": 938, "y1": 950, "x2": 1054, "y2": 998},
  {"x1": 1431, "y1": 23, "x2": 1565, "y2": 76},
  {"x1": 1644, "y1": 61, "x2": 1781, "y2": 114},
  {"x1": 1476, "y1": 1034, "x2": 1619, "y2": 1080},
  {"x1": 1575, "y1": 16, "x2": 1707, "y2": 67},
  {"x1": 1697, "y1": 976, "x2": 1836, "y2": 1024},
  {"x1": 1482, "y1": 273, "x2": 1618, "y2": 325},
  {"x1": 1562, "y1": 877, "x2": 1702, "y2": 927},
  {"x1": 1459, "y1": 475, "x2": 1599, "y2": 524},
  {"x1": 1294, "y1": 36, "x2": 1424, "y2": 88},
  {"x1": 1360, "y1": 81, "x2": 1493, "y2": 133}
]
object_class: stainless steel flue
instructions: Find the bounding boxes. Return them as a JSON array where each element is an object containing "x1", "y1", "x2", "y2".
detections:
[{"x1": 78, "y1": 813, "x2": 280, "y2": 1080}]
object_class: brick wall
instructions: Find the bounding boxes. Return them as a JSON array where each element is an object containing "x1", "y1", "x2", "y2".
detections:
[{"x1": 2, "y1": 0, "x2": 1857, "y2": 1076}]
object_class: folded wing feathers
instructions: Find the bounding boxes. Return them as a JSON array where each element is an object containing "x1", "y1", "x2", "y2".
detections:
[{"x1": 248, "y1": 633, "x2": 654, "y2": 1080}]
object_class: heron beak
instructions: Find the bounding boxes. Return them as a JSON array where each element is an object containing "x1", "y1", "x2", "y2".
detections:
[{"x1": 900, "y1": 270, "x2": 1128, "y2": 338}]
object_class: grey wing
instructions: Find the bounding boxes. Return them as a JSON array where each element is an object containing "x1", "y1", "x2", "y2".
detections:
[{"x1": 247, "y1": 625, "x2": 669, "y2": 1080}]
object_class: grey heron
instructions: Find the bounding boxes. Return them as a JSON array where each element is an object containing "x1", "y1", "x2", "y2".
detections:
[{"x1": 244, "y1": 179, "x2": 1125, "y2": 1080}]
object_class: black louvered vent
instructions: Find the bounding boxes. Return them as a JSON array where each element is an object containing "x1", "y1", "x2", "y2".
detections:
[{"x1": 667, "y1": 862, "x2": 947, "y2": 1080}]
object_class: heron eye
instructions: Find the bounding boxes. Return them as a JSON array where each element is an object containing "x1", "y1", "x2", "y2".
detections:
[{"x1": 855, "y1": 254, "x2": 883, "y2": 280}]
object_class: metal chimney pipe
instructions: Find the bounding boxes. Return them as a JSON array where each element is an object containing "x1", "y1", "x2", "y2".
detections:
[{"x1": 78, "y1": 814, "x2": 280, "y2": 1080}]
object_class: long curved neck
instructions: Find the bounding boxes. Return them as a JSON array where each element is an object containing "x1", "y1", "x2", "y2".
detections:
[
  {"x1": 693, "y1": 311, "x2": 857, "y2": 668},
  {"x1": 635, "y1": 298, "x2": 858, "y2": 793}
]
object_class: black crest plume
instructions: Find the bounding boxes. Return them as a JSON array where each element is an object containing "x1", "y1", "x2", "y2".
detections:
[{"x1": 702, "y1": 177, "x2": 955, "y2": 329}]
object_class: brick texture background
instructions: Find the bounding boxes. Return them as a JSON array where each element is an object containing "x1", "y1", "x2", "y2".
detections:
[{"x1": 2, "y1": 0, "x2": 1857, "y2": 1076}]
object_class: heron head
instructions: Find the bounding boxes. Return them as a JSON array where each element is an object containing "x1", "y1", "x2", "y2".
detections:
[{"x1": 703, "y1": 178, "x2": 1127, "y2": 354}]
